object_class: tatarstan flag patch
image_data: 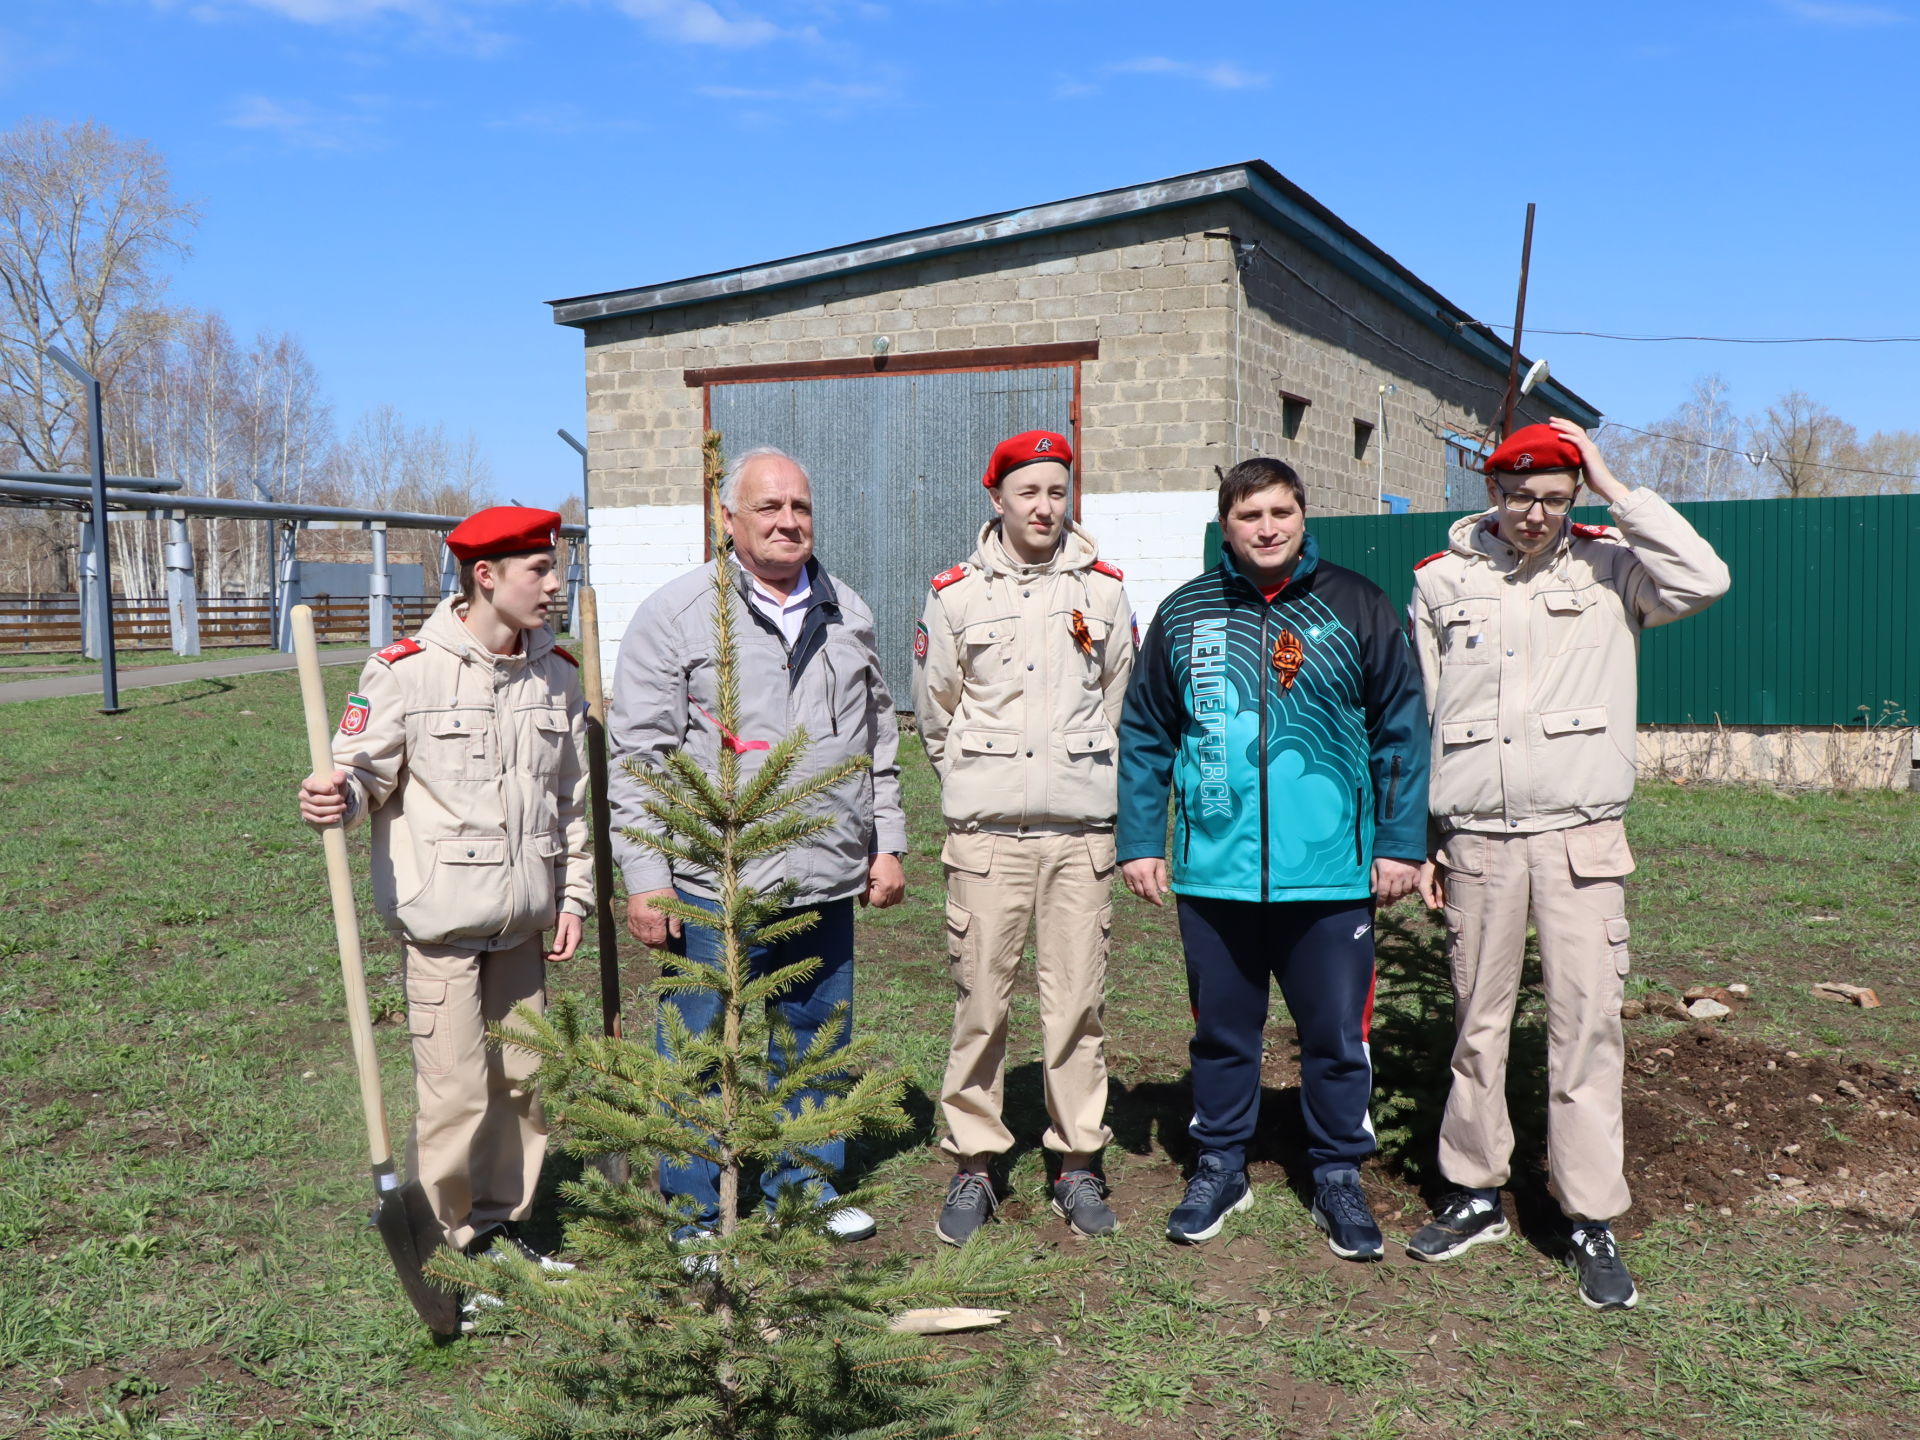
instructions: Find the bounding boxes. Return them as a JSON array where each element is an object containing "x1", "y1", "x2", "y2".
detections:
[
  {"x1": 339, "y1": 694, "x2": 371, "y2": 736},
  {"x1": 913, "y1": 621, "x2": 929, "y2": 661}
]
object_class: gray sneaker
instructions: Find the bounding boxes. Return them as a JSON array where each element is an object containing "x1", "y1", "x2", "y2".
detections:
[
  {"x1": 1406, "y1": 1191, "x2": 1510, "y2": 1263},
  {"x1": 935, "y1": 1170, "x2": 998, "y2": 1247},
  {"x1": 1051, "y1": 1170, "x2": 1117, "y2": 1237}
]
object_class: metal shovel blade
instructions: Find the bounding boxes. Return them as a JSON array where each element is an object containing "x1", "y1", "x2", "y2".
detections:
[{"x1": 373, "y1": 1164, "x2": 461, "y2": 1336}]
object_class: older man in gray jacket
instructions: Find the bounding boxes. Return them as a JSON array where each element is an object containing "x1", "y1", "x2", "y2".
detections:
[{"x1": 609, "y1": 445, "x2": 907, "y2": 1240}]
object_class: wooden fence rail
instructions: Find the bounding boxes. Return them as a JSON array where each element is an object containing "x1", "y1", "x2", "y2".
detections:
[{"x1": 0, "y1": 593, "x2": 563, "y2": 654}]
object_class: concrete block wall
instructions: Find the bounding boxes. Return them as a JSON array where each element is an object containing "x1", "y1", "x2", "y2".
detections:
[
  {"x1": 574, "y1": 195, "x2": 1560, "y2": 632},
  {"x1": 580, "y1": 206, "x2": 1245, "y2": 515}
]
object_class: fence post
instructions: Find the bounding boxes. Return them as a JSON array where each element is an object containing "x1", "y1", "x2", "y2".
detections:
[
  {"x1": 274, "y1": 521, "x2": 306, "y2": 653},
  {"x1": 367, "y1": 522, "x2": 392, "y2": 649},
  {"x1": 165, "y1": 511, "x2": 201, "y2": 656},
  {"x1": 439, "y1": 539, "x2": 458, "y2": 602},
  {"x1": 79, "y1": 516, "x2": 100, "y2": 660},
  {"x1": 565, "y1": 533, "x2": 583, "y2": 639}
]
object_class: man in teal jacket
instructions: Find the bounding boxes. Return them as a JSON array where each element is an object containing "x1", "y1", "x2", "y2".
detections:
[{"x1": 1118, "y1": 458, "x2": 1429, "y2": 1257}]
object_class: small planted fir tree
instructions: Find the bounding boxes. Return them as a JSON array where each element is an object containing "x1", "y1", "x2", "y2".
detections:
[{"x1": 434, "y1": 433, "x2": 1044, "y2": 1440}]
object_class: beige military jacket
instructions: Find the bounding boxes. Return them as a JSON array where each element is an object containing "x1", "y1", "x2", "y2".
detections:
[
  {"x1": 912, "y1": 520, "x2": 1134, "y2": 833},
  {"x1": 332, "y1": 597, "x2": 594, "y2": 949},
  {"x1": 1413, "y1": 488, "x2": 1729, "y2": 836}
]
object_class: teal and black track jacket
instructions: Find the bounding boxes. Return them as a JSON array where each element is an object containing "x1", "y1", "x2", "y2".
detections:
[{"x1": 1117, "y1": 536, "x2": 1430, "y2": 903}]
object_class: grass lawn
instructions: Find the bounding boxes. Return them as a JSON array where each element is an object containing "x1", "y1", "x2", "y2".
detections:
[
  {"x1": 1, "y1": 670, "x2": 1917, "y2": 1439},
  {"x1": 0, "y1": 644, "x2": 364, "y2": 672}
]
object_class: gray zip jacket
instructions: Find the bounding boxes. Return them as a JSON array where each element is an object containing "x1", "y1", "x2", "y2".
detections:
[{"x1": 608, "y1": 556, "x2": 907, "y2": 905}]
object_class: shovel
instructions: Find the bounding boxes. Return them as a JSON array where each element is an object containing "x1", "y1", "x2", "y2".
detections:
[
  {"x1": 292, "y1": 604, "x2": 461, "y2": 1336},
  {"x1": 576, "y1": 585, "x2": 631, "y2": 1185}
]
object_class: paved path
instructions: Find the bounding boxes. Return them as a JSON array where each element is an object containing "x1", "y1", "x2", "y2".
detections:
[{"x1": 0, "y1": 649, "x2": 362, "y2": 705}]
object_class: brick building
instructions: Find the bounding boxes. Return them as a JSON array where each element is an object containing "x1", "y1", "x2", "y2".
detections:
[{"x1": 549, "y1": 160, "x2": 1600, "y2": 697}]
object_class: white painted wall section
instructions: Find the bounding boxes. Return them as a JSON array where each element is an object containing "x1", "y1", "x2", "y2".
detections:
[
  {"x1": 585, "y1": 503, "x2": 705, "y2": 678},
  {"x1": 1080, "y1": 489, "x2": 1218, "y2": 628}
]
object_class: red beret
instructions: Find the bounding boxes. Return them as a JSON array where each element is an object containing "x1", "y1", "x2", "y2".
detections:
[
  {"x1": 444, "y1": 506, "x2": 563, "y2": 561},
  {"x1": 1485, "y1": 424, "x2": 1583, "y2": 475},
  {"x1": 983, "y1": 430, "x2": 1073, "y2": 489}
]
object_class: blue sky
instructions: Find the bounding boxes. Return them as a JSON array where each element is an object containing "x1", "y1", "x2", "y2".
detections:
[{"x1": 4, "y1": 0, "x2": 1916, "y2": 509}]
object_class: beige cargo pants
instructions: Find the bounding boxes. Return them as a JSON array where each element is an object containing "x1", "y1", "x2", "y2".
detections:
[
  {"x1": 938, "y1": 830, "x2": 1115, "y2": 1164},
  {"x1": 1435, "y1": 820, "x2": 1635, "y2": 1222},
  {"x1": 401, "y1": 936, "x2": 548, "y2": 1252}
]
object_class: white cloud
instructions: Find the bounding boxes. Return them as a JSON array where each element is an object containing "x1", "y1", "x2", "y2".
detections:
[
  {"x1": 1055, "y1": 79, "x2": 1100, "y2": 99},
  {"x1": 1109, "y1": 56, "x2": 1269, "y2": 90},
  {"x1": 1776, "y1": 0, "x2": 1908, "y2": 22},
  {"x1": 485, "y1": 103, "x2": 649, "y2": 134},
  {"x1": 696, "y1": 77, "x2": 890, "y2": 102},
  {"x1": 224, "y1": 94, "x2": 387, "y2": 150},
  {"x1": 614, "y1": 0, "x2": 781, "y2": 46}
]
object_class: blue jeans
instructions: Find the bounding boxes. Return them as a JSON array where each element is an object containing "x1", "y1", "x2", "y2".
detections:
[{"x1": 656, "y1": 890, "x2": 856, "y2": 1223}]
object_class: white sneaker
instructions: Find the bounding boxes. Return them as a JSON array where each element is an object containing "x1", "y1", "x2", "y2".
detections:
[
  {"x1": 824, "y1": 1203, "x2": 877, "y2": 1243},
  {"x1": 471, "y1": 1225, "x2": 576, "y2": 1275},
  {"x1": 460, "y1": 1291, "x2": 503, "y2": 1332},
  {"x1": 674, "y1": 1227, "x2": 720, "y2": 1278}
]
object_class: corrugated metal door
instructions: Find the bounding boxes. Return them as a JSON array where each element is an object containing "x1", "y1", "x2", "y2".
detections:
[{"x1": 708, "y1": 367, "x2": 1074, "y2": 710}]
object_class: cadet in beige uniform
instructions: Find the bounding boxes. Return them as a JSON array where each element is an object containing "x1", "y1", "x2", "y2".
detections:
[
  {"x1": 298, "y1": 506, "x2": 593, "y2": 1290},
  {"x1": 1406, "y1": 421, "x2": 1729, "y2": 1310},
  {"x1": 912, "y1": 430, "x2": 1134, "y2": 1243}
]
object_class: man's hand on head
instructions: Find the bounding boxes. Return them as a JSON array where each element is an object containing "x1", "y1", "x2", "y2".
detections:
[
  {"x1": 626, "y1": 888, "x2": 682, "y2": 950},
  {"x1": 863, "y1": 853, "x2": 905, "y2": 909},
  {"x1": 1121, "y1": 857, "x2": 1170, "y2": 908},
  {"x1": 1372, "y1": 857, "x2": 1422, "y2": 906}
]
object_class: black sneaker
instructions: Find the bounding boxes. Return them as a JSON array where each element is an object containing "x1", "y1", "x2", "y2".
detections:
[
  {"x1": 936, "y1": 1171, "x2": 998, "y2": 1247},
  {"x1": 1310, "y1": 1168, "x2": 1384, "y2": 1262},
  {"x1": 469, "y1": 1224, "x2": 576, "y2": 1275},
  {"x1": 1051, "y1": 1170, "x2": 1117, "y2": 1237},
  {"x1": 1568, "y1": 1225, "x2": 1638, "y2": 1310},
  {"x1": 1166, "y1": 1154, "x2": 1252, "y2": 1244},
  {"x1": 1407, "y1": 1191, "x2": 1511, "y2": 1262}
]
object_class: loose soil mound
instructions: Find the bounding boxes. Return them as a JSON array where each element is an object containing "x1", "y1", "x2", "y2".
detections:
[{"x1": 1624, "y1": 1025, "x2": 1920, "y2": 1226}]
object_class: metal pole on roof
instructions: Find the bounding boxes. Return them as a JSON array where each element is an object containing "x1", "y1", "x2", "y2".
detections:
[
  {"x1": 46, "y1": 348, "x2": 123, "y2": 715},
  {"x1": 1497, "y1": 203, "x2": 1537, "y2": 441},
  {"x1": 558, "y1": 429, "x2": 590, "y2": 640}
]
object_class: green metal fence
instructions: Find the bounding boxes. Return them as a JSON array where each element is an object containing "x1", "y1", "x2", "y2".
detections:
[{"x1": 1202, "y1": 493, "x2": 1920, "y2": 727}]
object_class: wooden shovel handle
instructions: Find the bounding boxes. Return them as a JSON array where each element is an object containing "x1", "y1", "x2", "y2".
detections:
[
  {"x1": 291, "y1": 605, "x2": 394, "y2": 1169},
  {"x1": 577, "y1": 586, "x2": 624, "y2": 1040}
]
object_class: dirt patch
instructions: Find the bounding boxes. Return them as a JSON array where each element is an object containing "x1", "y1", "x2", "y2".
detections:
[
  {"x1": 1623, "y1": 1025, "x2": 1920, "y2": 1225},
  {"x1": 34, "y1": 1345, "x2": 292, "y2": 1430}
]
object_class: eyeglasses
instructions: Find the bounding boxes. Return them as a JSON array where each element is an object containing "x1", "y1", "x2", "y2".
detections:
[{"x1": 1497, "y1": 487, "x2": 1573, "y2": 517}]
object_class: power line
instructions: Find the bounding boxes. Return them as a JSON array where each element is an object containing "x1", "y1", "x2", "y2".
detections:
[
  {"x1": 1602, "y1": 419, "x2": 1920, "y2": 483},
  {"x1": 1473, "y1": 323, "x2": 1920, "y2": 345}
]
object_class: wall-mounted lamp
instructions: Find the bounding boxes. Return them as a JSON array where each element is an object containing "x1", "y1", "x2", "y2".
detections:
[{"x1": 872, "y1": 335, "x2": 892, "y2": 356}]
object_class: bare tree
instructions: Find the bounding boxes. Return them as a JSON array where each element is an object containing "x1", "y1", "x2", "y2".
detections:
[
  {"x1": 1751, "y1": 390, "x2": 1857, "y2": 499},
  {"x1": 1835, "y1": 429, "x2": 1920, "y2": 497},
  {"x1": 0, "y1": 118, "x2": 196, "y2": 590},
  {"x1": 1599, "y1": 374, "x2": 1757, "y2": 501}
]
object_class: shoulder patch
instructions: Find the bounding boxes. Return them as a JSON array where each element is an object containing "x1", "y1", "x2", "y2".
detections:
[
  {"x1": 374, "y1": 637, "x2": 423, "y2": 664},
  {"x1": 1091, "y1": 559, "x2": 1124, "y2": 581},
  {"x1": 1570, "y1": 522, "x2": 1619, "y2": 541},
  {"x1": 930, "y1": 563, "x2": 969, "y2": 592},
  {"x1": 549, "y1": 644, "x2": 579, "y2": 667},
  {"x1": 1414, "y1": 550, "x2": 1448, "y2": 571}
]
